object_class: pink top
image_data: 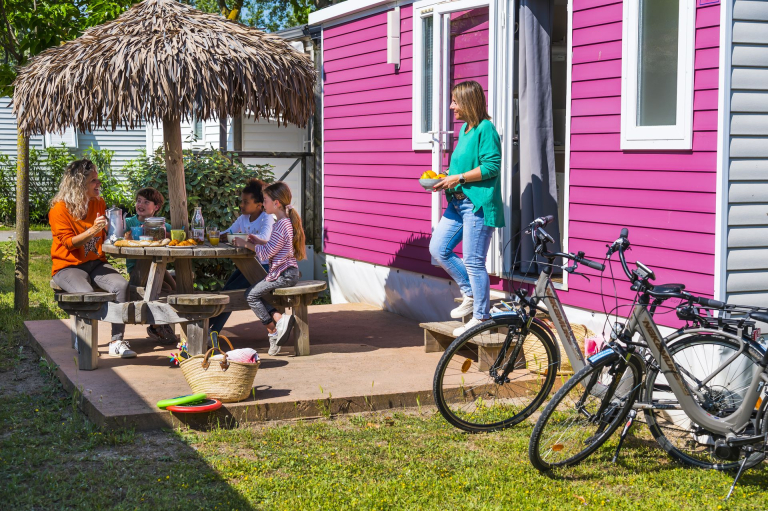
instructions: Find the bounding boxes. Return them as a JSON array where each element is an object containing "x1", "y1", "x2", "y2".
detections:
[{"x1": 254, "y1": 218, "x2": 298, "y2": 282}]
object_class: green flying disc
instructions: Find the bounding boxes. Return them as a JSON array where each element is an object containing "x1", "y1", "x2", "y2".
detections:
[{"x1": 157, "y1": 393, "x2": 207, "y2": 409}]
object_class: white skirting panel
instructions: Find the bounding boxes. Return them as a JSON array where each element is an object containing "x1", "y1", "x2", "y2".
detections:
[{"x1": 326, "y1": 255, "x2": 462, "y2": 323}]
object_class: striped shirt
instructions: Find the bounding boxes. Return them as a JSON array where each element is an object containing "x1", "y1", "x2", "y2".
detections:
[{"x1": 254, "y1": 218, "x2": 298, "y2": 282}]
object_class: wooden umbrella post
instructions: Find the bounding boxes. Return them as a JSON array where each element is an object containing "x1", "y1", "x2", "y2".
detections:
[{"x1": 163, "y1": 116, "x2": 194, "y2": 294}]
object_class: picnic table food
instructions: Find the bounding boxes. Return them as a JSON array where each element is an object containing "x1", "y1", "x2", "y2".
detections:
[{"x1": 114, "y1": 238, "x2": 172, "y2": 247}]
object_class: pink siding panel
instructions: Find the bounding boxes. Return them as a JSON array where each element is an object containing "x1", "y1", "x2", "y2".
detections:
[
  {"x1": 696, "y1": 26, "x2": 720, "y2": 49},
  {"x1": 571, "y1": 114, "x2": 620, "y2": 134},
  {"x1": 572, "y1": 41, "x2": 623, "y2": 64},
  {"x1": 696, "y1": 4, "x2": 721, "y2": 29},
  {"x1": 571, "y1": 78, "x2": 622, "y2": 99},
  {"x1": 695, "y1": 47, "x2": 720, "y2": 70},
  {"x1": 572, "y1": 3, "x2": 622, "y2": 29},
  {"x1": 325, "y1": 164, "x2": 431, "y2": 178},
  {"x1": 571, "y1": 131, "x2": 718, "y2": 152},
  {"x1": 570, "y1": 169, "x2": 716, "y2": 193},
  {"x1": 571, "y1": 60, "x2": 622, "y2": 81},
  {"x1": 694, "y1": 68, "x2": 720, "y2": 90},
  {"x1": 569, "y1": 187, "x2": 716, "y2": 213},
  {"x1": 569, "y1": 205, "x2": 716, "y2": 234},
  {"x1": 574, "y1": 0, "x2": 622, "y2": 11},
  {"x1": 325, "y1": 112, "x2": 412, "y2": 130},
  {"x1": 573, "y1": 21, "x2": 622, "y2": 47},
  {"x1": 324, "y1": 86, "x2": 412, "y2": 107},
  {"x1": 693, "y1": 110, "x2": 719, "y2": 131}
]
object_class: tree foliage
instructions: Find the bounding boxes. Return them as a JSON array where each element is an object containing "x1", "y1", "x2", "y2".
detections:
[
  {"x1": 184, "y1": 0, "x2": 340, "y2": 33},
  {"x1": 0, "y1": 0, "x2": 138, "y2": 95}
]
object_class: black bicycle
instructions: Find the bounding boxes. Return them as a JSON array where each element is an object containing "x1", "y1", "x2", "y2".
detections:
[{"x1": 432, "y1": 216, "x2": 606, "y2": 432}]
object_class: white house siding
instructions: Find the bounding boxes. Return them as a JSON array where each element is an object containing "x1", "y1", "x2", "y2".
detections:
[
  {"x1": 726, "y1": 0, "x2": 768, "y2": 306},
  {"x1": 241, "y1": 116, "x2": 307, "y2": 212},
  {"x1": 0, "y1": 97, "x2": 144, "y2": 174},
  {"x1": 0, "y1": 98, "x2": 44, "y2": 157}
]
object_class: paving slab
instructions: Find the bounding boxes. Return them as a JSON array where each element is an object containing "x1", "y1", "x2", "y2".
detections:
[{"x1": 25, "y1": 303, "x2": 444, "y2": 430}]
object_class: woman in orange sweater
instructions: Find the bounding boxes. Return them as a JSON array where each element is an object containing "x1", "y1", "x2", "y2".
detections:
[{"x1": 49, "y1": 159, "x2": 134, "y2": 358}]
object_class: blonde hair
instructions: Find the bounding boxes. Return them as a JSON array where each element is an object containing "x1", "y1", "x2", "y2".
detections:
[
  {"x1": 51, "y1": 159, "x2": 98, "y2": 220},
  {"x1": 263, "y1": 182, "x2": 306, "y2": 261},
  {"x1": 452, "y1": 80, "x2": 490, "y2": 129}
]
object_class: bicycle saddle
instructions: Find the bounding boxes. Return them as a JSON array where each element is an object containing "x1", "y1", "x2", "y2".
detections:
[
  {"x1": 649, "y1": 283, "x2": 686, "y2": 298},
  {"x1": 750, "y1": 311, "x2": 768, "y2": 323}
]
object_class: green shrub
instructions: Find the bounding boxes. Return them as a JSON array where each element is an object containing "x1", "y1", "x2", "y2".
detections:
[
  {"x1": 82, "y1": 146, "x2": 133, "y2": 213},
  {"x1": 126, "y1": 149, "x2": 274, "y2": 290},
  {"x1": 0, "y1": 144, "x2": 130, "y2": 225}
]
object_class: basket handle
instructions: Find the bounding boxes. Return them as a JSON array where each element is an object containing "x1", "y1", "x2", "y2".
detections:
[
  {"x1": 201, "y1": 347, "x2": 230, "y2": 372},
  {"x1": 216, "y1": 334, "x2": 235, "y2": 352}
]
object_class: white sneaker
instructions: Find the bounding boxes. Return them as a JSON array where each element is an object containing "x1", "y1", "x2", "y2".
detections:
[
  {"x1": 268, "y1": 332, "x2": 280, "y2": 356},
  {"x1": 453, "y1": 317, "x2": 484, "y2": 337},
  {"x1": 108, "y1": 340, "x2": 136, "y2": 358},
  {"x1": 275, "y1": 315, "x2": 295, "y2": 347},
  {"x1": 450, "y1": 296, "x2": 474, "y2": 319}
]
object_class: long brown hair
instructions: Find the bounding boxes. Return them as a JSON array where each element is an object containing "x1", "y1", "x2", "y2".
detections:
[
  {"x1": 51, "y1": 159, "x2": 97, "y2": 219},
  {"x1": 452, "y1": 80, "x2": 490, "y2": 129},
  {"x1": 263, "y1": 182, "x2": 306, "y2": 261}
]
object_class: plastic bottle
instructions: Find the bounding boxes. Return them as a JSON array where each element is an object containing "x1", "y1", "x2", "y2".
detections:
[{"x1": 191, "y1": 206, "x2": 205, "y2": 243}]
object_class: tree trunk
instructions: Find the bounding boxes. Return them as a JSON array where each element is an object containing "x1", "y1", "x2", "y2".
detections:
[
  {"x1": 162, "y1": 116, "x2": 194, "y2": 294},
  {"x1": 14, "y1": 129, "x2": 29, "y2": 314}
]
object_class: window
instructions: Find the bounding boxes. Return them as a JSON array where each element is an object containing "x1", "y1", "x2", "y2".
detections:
[
  {"x1": 45, "y1": 127, "x2": 78, "y2": 149},
  {"x1": 621, "y1": 0, "x2": 695, "y2": 150},
  {"x1": 412, "y1": 6, "x2": 435, "y2": 150},
  {"x1": 192, "y1": 116, "x2": 204, "y2": 141}
]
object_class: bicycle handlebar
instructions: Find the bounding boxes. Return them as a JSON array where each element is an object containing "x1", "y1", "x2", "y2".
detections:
[{"x1": 542, "y1": 250, "x2": 606, "y2": 272}]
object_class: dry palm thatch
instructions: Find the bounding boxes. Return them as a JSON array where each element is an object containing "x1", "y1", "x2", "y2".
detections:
[{"x1": 12, "y1": 0, "x2": 315, "y2": 135}]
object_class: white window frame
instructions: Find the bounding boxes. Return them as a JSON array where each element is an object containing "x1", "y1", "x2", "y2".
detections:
[
  {"x1": 45, "y1": 127, "x2": 78, "y2": 149},
  {"x1": 412, "y1": 2, "x2": 437, "y2": 151},
  {"x1": 620, "y1": 0, "x2": 696, "y2": 150}
]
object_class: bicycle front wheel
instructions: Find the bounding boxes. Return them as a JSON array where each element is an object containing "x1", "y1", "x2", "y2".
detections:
[
  {"x1": 529, "y1": 350, "x2": 643, "y2": 471},
  {"x1": 433, "y1": 318, "x2": 559, "y2": 433}
]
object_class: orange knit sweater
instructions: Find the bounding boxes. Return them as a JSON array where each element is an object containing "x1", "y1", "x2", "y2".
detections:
[{"x1": 49, "y1": 198, "x2": 107, "y2": 276}]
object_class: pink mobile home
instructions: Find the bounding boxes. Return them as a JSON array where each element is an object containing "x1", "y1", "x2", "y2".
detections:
[{"x1": 308, "y1": 0, "x2": 765, "y2": 328}]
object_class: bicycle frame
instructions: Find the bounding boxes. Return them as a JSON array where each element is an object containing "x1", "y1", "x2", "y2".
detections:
[
  {"x1": 627, "y1": 305, "x2": 767, "y2": 435},
  {"x1": 533, "y1": 271, "x2": 587, "y2": 374}
]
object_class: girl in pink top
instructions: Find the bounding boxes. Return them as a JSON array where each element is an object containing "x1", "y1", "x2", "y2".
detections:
[{"x1": 233, "y1": 182, "x2": 306, "y2": 355}]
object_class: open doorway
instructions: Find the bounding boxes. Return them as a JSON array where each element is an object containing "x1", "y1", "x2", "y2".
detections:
[{"x1": 509, "y1": 0, "x2": 569, "y2": 282}]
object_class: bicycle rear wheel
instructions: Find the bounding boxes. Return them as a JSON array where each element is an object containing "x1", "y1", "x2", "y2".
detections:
[
  {"x1": 644, "y1": 333, "x2": 764, "y2": 470},
  {"x1": 433, "y1": 318, "x2": 558, "y2": 433},
  {"x1": 528, "y1": 350, "x2": 643, "y2": 471}
]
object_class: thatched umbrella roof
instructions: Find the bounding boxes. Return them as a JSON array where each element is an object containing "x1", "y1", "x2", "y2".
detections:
[{"x1": 12, "y1": 0, "x2": 315, "y2": 135}]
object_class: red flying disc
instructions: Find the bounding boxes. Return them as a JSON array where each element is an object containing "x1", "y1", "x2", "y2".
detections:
[{"x1": 166, "y1": 398, "x2": 222, "y2": 413}]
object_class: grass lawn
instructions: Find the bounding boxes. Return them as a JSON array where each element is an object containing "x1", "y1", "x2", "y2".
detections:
[
  {"x1": 0, "y1": 241, "x2": 766, "y2": 509},
  {"x1": 0, "y1": 223, "x2": 51, "y2": 231}
]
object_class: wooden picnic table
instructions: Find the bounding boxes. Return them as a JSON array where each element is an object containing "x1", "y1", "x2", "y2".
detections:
[
  {"x1": 103, "y1": 242, "x2": 267, "y2": 356},
  {"x1": 101, "y1": 243, "x2": 326, "y2": 357}
]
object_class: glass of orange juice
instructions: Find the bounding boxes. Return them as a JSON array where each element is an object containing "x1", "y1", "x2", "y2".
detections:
[{"x1": 207, "y1": 226, "x2": 220, "y2": 246}]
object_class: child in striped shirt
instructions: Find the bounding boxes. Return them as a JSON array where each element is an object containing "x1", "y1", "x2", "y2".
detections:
[{"x1": 232, "y1": 182, "x2": 305, "y2": 355}]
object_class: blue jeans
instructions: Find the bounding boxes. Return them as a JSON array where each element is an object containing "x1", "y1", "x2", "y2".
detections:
[
  {"x1": 429, "y1": 198, "x2": 494, "y2": 320},
  {"x1": 209, "y1": 264, "x2": 269, "y2": 334}
]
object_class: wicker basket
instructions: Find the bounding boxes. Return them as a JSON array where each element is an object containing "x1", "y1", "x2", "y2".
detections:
[
  {"x1": 524, "y1": 319, "x2": 594, "y2": 376},
  {"x1": 179, "y1": 335, "x2": 260, "y2": 403}
]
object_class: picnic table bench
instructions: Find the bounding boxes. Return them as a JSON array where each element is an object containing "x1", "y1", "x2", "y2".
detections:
[{"x1": 52, "y1": 243, "x2": 327, "y2": 369}]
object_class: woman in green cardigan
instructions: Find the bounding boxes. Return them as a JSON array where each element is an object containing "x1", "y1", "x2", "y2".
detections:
[{"x1": 431, "y1": 80, "x2": 503, "y2": 337}]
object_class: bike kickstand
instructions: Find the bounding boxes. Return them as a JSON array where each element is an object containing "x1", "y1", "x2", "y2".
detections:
[
  {"x1": 725, "y1": 454, "x2": 751, "y2": 501},
  {"x1": 612, "y1": 409, "x2": 637, "y2": 463}
]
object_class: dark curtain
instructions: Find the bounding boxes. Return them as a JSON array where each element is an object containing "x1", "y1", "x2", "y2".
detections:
[{"x1": 518, "y1": 0, "x2": 561, "y2": 273}]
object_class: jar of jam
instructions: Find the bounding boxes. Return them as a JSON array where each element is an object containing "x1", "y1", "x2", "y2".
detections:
[{"x1": 143, "y1": 217, "x2": 167, "y2": 241}]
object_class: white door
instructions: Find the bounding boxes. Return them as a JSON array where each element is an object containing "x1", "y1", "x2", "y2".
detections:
[{"x1": 424, "y1": 0, "x2": 513, "y2": 276}]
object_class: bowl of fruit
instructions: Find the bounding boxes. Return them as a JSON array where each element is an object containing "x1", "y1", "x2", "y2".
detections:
[{"x1": 419, "y1": 170, "x2": 447, "y2": 190}]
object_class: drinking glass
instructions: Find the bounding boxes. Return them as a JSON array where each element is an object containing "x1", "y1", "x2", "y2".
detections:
[{"x1": 207, "y1": 226, "x2": 220, "y2": 246}]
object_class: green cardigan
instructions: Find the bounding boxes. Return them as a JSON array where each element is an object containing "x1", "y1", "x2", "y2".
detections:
[{"x1": 447, "y1": 119, "x2": 504, "y2": 228}]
